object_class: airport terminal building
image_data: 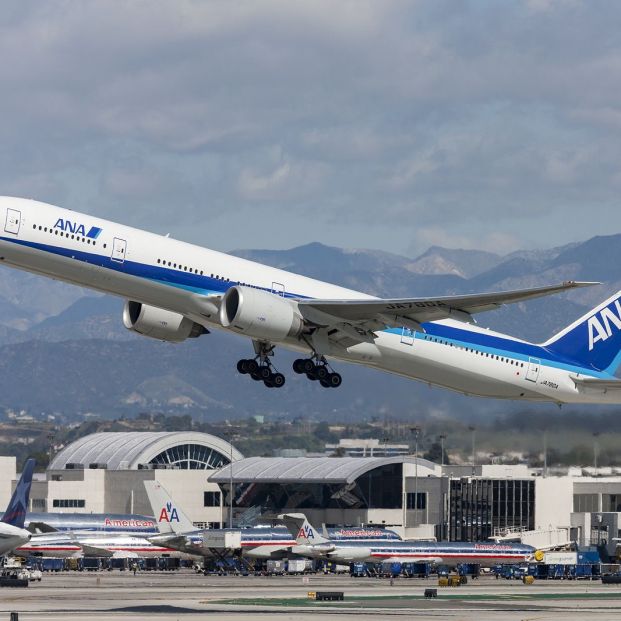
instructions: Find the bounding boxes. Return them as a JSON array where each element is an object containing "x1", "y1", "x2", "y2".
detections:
[{"x1": 5, "y1": 431, "x2": 621, "y2": 558}]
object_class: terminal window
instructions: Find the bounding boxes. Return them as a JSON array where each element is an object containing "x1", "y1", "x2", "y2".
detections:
[
  {"x1": 203, "y1": 491, "x2": 221, "y2": 507},
  {"x1": 406, "y1": 492, "x2": 427, "y2": 510},
  {"x1": 52, "y1": 499, "x2": 85, "y2": 508}
]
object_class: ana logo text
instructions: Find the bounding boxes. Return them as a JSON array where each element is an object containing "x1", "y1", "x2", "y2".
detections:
[
  {"x1": 53, "y1": 218, "x2": 102, "y2": 239},
  {"x1": 158, "y1": 502, "x2": 180, "y2": 523},
  {"x1": 588, "y1": 300, "x2": 621, "y2": 351},
  {"x1": 297, "y1": 524, "x2": 314, "y2": 540}
]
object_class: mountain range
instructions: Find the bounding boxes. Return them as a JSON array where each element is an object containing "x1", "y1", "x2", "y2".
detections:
[{"x1": 0, "y1": 234, "x2": 620, "y2": 422}]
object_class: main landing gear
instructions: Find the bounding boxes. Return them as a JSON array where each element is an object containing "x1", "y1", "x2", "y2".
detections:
[
  {"x1": 293, "y1": 356, "x2": 342, "y2": 388},
  {"x1": 237, "y1": 358, "x2": 286, "y2": 388},
  {"x1": 236, "y1": 341, "x2": 286, "y2": 388}
]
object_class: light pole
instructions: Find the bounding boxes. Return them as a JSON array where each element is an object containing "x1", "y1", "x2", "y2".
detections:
[
  {"x1": 228, "y1": 430, "x2": 234, "y2": 529},
  {"x1": 593, "y1": 432, "x2": 600, "y2": 471},
  {"x1": 410, "y1": 426, "x2": 420, "y2": 528},
  {"x1": 468, "y1": 426, "x2": 476, "y2": 476},
  {"x1": 438, "y1": 434, "x2": 447, "y2": 468}
]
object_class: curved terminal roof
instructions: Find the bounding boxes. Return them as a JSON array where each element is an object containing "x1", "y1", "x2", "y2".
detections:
[
  {"x1": 49, "y1": 432, "x2": 243, "y2": 471},
  {"x1": 209, "y1": 456, "x2": 437, "y2": 485}
]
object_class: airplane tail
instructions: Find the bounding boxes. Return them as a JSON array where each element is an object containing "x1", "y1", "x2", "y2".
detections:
[
  {"x1": 277, "y1": 513, "x2": 330, "y2": 546},
  {"x1": 2, "y1": 458, "x2": 35, "y2": 529},
  {"x1": 143, "y1": 481, "x2": 194, "y2": 534},
  {"x1": 542, "y1": 290, "x2": 621, "y2": 373}
]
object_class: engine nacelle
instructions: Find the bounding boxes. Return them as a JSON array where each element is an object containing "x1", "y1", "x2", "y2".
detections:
[
  {"x1": 219, "y1": 285, "x2": 304, "y2": 342},
  {"x1": 123, "y1": 301, "x2": 207, "y2": 343}
]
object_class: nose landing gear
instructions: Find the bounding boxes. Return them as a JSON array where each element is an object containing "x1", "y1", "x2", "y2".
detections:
[{"x1": 293, "y1": 356, "x2": 342, "y2": 388}]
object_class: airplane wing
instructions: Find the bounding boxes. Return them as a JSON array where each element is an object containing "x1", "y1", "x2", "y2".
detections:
[
  {"x1": 147, "y1": 534, "x2": 190, "y2": 550},
  {"x1": 297, "y1": 281, "x2": 598, "y2": 345},
  {"x1": 80, "y1": 543, "x2": 113, "y2": 557}
]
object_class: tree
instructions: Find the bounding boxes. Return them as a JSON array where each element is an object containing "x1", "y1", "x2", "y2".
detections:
[{"x1": 423, "y1": 441, "x2": 450, "y2": 465}]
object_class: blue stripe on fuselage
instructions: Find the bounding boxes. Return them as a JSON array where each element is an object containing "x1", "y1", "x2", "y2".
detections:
[{"x1": 0, "y1": 234, "x2": 610, "y2": 379}]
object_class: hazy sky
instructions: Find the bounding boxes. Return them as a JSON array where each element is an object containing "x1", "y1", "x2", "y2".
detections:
[{"x1": 1, "y1": 0, "x2": 621, "y2": 257}]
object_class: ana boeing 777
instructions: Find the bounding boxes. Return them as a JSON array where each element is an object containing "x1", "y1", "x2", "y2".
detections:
[{"x1": 0, "y1": 196, "x2": 620, "y2": 403}]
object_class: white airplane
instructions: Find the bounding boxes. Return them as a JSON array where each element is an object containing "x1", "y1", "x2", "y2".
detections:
[
  {"x1": 18, "y1": 531, "x2": 194, "y2": 560},
  {"x1": 144, "y1": 481, "x2": 402, "y2": 560},
  {"x1": 279, "y1": 513, "x2": 534, "y2": 567},
  {"x1": 0, "y1": 458, "x2": 35, "y2": 556},
  {"x1": 0, "y1": 196, "x2": 620, "y2": 403}
]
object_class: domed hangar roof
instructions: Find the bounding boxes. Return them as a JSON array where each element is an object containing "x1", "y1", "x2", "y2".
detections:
[{"x1": 49, "y1": 431, "x2": 243, "y2": 471}]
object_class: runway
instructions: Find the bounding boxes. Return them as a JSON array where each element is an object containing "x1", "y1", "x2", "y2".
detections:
[{"x1": 2, "y1": 571, "x2": 621, "y2": 620}]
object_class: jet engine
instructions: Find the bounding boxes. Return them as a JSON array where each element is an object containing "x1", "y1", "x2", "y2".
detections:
[
  {"x1": 219, "y1": 285, "x2": 304, "y2": 341},
  {"x1": 122, "y1": 301, "x2": 207, "y2": 343}
]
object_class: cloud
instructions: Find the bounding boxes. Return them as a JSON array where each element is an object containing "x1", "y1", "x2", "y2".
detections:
[{"x1": 0, "y1": 1, "x2": 620, "y2": 254}]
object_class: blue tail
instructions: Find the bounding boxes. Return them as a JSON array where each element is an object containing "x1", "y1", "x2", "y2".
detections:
[
  {"x1": 1, "y1": 458, "x2": 35, "y2": 528},
  {"x1": 543, "y1": 290, "x2": 621, "y2": 373}
]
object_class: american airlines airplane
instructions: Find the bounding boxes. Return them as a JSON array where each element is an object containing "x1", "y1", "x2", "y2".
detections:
[
  {"x1": 280, "y1": 514, "x2": 534, "y2": 568},
  {"x1": 0, "y1": 459, "x2": 35, "y2": 557},
  {"x1": 1, "y1": 196, "x2": 620, "y2": 402},
  {"x1": 145, "y1": 481, "x2": 401, "y2": 560}
]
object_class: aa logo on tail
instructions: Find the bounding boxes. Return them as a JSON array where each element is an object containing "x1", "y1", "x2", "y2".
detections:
[
  {"x1": 297, "y1": 524, "x2": 315, "y2": 540},
  {"x1": 158, "y1": 501, "x2": 179, "y2": 523},
  {"x1": 588, "y1": 300, "x2": 621, "y2": 351}
]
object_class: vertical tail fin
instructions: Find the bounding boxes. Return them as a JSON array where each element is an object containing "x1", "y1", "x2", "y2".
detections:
[
  {"x1": 277, "y1": 513, "x2": 330, "y2": 545},
  {"x1": 542, "y1": 290, "x2": 621, "y2": 373},
  {"x1": 143, "y1": 481, "x2": 195, "y2": 534},
  {"x1": 2, "y1": 458, "x2": 35, "y2": 529}
]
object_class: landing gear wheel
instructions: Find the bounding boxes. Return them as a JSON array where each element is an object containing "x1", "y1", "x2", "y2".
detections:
[
  {"x1": 328, "y1": 372, "x2": 342, "y2": 388},
  {"x1": 306, "y1": 370, "x2": 318, "y2": 381},
  {"x1": 237, "y1": 359, "x2": 250, "y2": 374},
  {"x1": 315, "y1": 365, "x2": 329, "y2": 381},
  {"x1": 250, "y1": 371, "x2": 262, "y2": 381},
  {"x1": 259, "y1": 366, "x2": 272, "y2": 381},
  {"x1": 263, "y1": 376, "x2": 274, "y2": 387},
  {"x1": 246, "y1": 359, "x2": 259, "y2": 375},
  {"x1": 301, "y1": 359, "x2": 315, "y2": 374},
  {"x1": 293, "y1": 359, "x2": 306, "y2": 374},
  {"x1": 320, "y1": 378, "x2": 331, "y2": 388},
  {"x1": 272, "y1": 373, "x2": 285, "y2": 388}
]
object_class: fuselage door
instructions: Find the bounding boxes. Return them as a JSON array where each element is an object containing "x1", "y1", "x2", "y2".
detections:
[
  {"x1": 272, "y1": 282, "x2": 285, "y2": 297},
  {"x1": 525, "y1": 357, "x2": 540, "y2": 382},
  {"x1": 400, "y1": 327, "x2": 415, "y2": 346},
  {"x1": 111, "y1": 237, "x2": 127, "y2": 263},
  {"x1": 4, "y1": 209, "x2": 20, "y2": 235}
]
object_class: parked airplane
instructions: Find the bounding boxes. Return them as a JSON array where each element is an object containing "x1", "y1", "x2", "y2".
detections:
[
  {"x1": 0, "y1": 459, "x2": 35, "y2": 556},
  {"x1": 9, "y1": 512, "x2": 158, "y2": 535},
  {"x1": 279, "y1": 513, "x2": 535, "y2": 567},
  {"x1": 144, "y1": 481, "x2": 401, "y2": 559},
  {"x1": 0, "y1": 196, "x2": 619, "y2": 402},
  {"x1": 17, "y1": 531, "x2": 193, "y2": 560}
]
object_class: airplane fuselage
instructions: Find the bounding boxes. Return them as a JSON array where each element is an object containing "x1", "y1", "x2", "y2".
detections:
[{"x1": 0, "y1": 196, "x2": 616, "y2": 403}]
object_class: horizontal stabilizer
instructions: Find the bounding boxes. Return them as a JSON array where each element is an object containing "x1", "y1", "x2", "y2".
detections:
[{"x1": 572, "y1": 377, "x2": 621, "y2": 392}]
